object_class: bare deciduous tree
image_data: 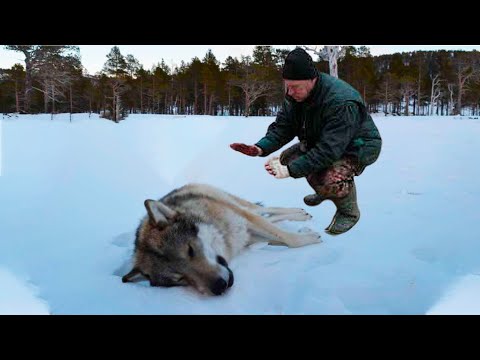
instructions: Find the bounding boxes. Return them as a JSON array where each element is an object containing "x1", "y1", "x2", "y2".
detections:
[
  {"x1": 109, "y1": 79, "x2": 126, "y2": 122},
  {"x1": 375, "y1": 73, "x2": 397, "y2": 115},
  {"x1": 417, "y1": 62, "x2": 422, "y2": 115},
  {"x1": 34, "y1": 65, "x2": 74, "y2": 120},
  {"x1": 452, "y1": 53, "x2": 480, "y2": 115},
  {"x1": 3, "y1": 45, "x2": 78, "y2": 113},
  {"x1": 229, "y1": 56, "x2": 275, "y2": 117},
  {"x1": 303, "y1": 45, "x2": 346, "y2": 78},
  {"x1": 430, "y1": 74, "x2": 442, "y2": 115},
  {"x1": 447, "y1": 83, "x2": 455, "y2": 115},
  {"x1": 400, "y1": 78, "x2": 416, "y2": 116},
  {"x1": 2, "y1": 64, "x2": 24, "y2": 113}
]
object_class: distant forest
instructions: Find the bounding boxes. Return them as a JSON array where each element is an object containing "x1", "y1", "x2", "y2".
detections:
[{"x1": 1, "y1": 45, "x2": 480, "y2": 121}]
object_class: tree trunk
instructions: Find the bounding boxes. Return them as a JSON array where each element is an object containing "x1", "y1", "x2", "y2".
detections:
[
  {"x1": 44, "y1": 82, "x2": 49, "y2": 113},
  {"x1": 317, "y1": 46, "x2": 345, "y2": 78},
  {"x1": 51, "y1": 84, "x2": 55, "y2": 120},
  {"x1": 209, "y1": 93, "x2": 214, "y2": 115},
  {"x1": 70, "y1": 84, "x2": 73, "y2": 122},
  {"x1": 152, "y1": 78, "x2": 156, "y2": 113},
  {"x1": 112, "y1": 88, "x2": 116, "y2": 122},
  {"x1": 228, "y1": 86, "x2": 231, "y2": 115},
  {"x1": 384, "y1": 81, "x2": 388, "y2": 115},
  {"x1": 24, "y1": 59, "x2": 33, "y2": 113},
  {"x1": 448, "y1": 84, "x2": 455, "y2": 116},
  {"x1": 194, "y1": 79, "x2": 198, "y2": 115},
  {"x1": 417, "y1": 66, "x2": 421, "y2": 115},
  {"x1": 456, "y1": 82, "x2": 463, "y2": 115},
  {"x1": 328, "y1": 48, "x2": 339, "y2": 78},
  {"x1": 140, "y1": 77, "x2": 143, "y2": 114},
  {"x1": 164, "y1": 91, "x2": 168, "y2": 114},
  {"x1": 203, "y1": 83, "x2": 207, "y2": 115},
  {"x1": 15, "y1": 80, "x2": 20, "y2": 113},
  {"x1": 116, "y1": 94, "x2": 121, "y2": 122}
]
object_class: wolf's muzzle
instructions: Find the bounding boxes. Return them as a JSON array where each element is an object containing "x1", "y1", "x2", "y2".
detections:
[
  {"x1": 211, "y1": 278, "x2": 229, "y2": 295},
  {"x1": 213, "y1": 256, "x2": 235, "y2": 295}
]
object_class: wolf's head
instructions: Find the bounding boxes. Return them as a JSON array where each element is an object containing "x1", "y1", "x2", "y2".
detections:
[{"x1": 122, "y1": 199, "x2": 234, "y2": 296}]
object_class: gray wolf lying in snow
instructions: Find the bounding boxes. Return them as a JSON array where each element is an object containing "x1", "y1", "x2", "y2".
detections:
[{"x1": 122, "y1": 183, "x2": 321, "y2": 295}]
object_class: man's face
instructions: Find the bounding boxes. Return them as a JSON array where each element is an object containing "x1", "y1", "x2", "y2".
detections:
[{"x1": 285, "y1": 78, "x2": 317, "y2": 102}]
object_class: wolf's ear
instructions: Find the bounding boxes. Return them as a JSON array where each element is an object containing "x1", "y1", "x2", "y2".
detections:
[
  {"x1": 122, "y1": 268, "x2": 143, "y2": 283},
  {"x1": 144, "y1": 199, "x2": 177, "y2": 229}
]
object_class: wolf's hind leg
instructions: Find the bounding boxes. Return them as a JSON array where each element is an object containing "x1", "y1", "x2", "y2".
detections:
[
  {"x1": 225, "y1": 193, "x2": 264, "y2": 210},
  {"x1": 256, "y1": 206, "x2": 311, "y2": 217},
  {"x1": 267, "y1": 212, "x2": 312, "y2": 223},
  {"x1": 247, "y1": 214, "x2": 321, "y2": 248},
  {"x1": 226, "y1": 192, "x2": 312, "y2": 219}
]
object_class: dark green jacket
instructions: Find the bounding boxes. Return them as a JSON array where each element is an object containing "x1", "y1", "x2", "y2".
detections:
[{"x1": 256, "y1": 72, "x2": 382, "y2": 178}]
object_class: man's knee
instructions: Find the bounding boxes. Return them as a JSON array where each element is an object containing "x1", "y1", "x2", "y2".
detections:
[
  {"x1": 279, "y1": 143, "x2": 304, "y2": 166},
  {"x1": 323, "y1": 180, "x2": 353, "y2": 198},
  {"x1": 307, "y1": 157, "x2": 358, "y2": 198}
]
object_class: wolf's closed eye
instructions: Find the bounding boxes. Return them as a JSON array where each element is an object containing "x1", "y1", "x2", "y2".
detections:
[{"x1": 160, "y1": 274, "x2": 187, "y2": 287}]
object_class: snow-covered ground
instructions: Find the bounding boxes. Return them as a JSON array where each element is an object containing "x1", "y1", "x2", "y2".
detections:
[{"x1": 0, "y1": 113, "x2": 479, "y2": 314}]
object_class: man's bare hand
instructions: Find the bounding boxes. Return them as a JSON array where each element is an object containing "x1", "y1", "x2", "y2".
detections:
[{"x1": 265, "y1": 157, "x2": 290, "y2": 179}]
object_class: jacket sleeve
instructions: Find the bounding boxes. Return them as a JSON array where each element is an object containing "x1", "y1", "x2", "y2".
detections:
[
  {"x1": 255, "y1": 102, "x2": 296, "y2": 157},
  {"x1": 287, "y1": 102, "x2": 362, "y2": 178}
]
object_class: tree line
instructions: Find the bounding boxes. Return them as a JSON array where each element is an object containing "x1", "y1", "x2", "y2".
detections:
[{"x1": 1, "y1": 45, "x2": 480, "y2": 120}]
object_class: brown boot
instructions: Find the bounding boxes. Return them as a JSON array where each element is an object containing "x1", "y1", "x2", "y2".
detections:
[{"x1": 325, "y1": 180, "x2": 360, "y2": 235}]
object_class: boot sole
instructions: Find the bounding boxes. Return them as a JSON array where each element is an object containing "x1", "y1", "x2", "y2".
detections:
[
  {"x1": 325, "y1": 214, "x2": 360, "y2": 235},
  {"x1": 304, "y1": 200, "x2": 324, "y2": 207}
]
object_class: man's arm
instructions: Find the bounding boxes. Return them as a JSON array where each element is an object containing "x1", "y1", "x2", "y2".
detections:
[
  {"x1": 254, "y1": 103, "x2": 296, "y2": 157},
  {"x1": 230, "y1": 101, "x2": 296, "y2": 157}
]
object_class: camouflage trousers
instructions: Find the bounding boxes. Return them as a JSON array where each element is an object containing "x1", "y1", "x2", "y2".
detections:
[{"x1": 280, "y1": 143, "x2": 363, "y2": 199}]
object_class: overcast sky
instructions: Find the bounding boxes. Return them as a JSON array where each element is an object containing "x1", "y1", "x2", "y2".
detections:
[{"x1": 1, "y1": 45, "x2": 479, "y2": 75}]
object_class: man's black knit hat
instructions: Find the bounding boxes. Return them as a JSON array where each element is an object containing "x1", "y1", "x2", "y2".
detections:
[{"x1": 282, "y1": 47, "x2": 318, "y2": 80}]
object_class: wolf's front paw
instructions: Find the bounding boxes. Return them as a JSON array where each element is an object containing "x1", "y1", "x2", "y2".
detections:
[
  {"x1": 301, "y1": 209, "x2": 313, "y2": 220},
  {"x1": 288, "y1": 211, "x2": 312, "y2": 222},
  {"x1": 293, "y1": 232, "x2": 322, "y2": 247},
  {"x1": 305, "y1": 232, "x2": 322, "y2": 243}
]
